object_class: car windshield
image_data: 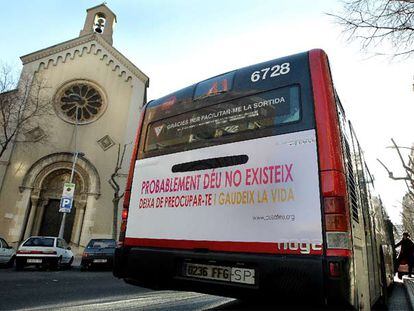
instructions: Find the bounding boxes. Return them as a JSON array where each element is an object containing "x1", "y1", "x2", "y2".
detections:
[
  {"x1": 23, "y1": 237, "x2": 54, "y2": 247},
  {"x1": 87, "y1": 239, "x2": 116, "y2": 249}
]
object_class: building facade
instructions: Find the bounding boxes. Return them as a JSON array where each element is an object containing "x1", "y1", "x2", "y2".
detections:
[{"x1": 0, "y1": 4, "x2": 148, "y2": 253}]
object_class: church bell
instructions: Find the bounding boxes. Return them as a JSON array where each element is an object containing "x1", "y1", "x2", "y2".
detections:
[{"x1": 94, "y1": 18, "x2": 106, "y2": 34}]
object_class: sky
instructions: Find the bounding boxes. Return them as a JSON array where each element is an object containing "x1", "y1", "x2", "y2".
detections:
[{"x1": 1, "y1": 0, "x2": 413, "y2": 224}]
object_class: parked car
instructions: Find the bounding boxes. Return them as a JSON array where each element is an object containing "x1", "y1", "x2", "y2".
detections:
[
  {"x1": 81, "y1": 239, "x2": 116, "y2": 270},
  {"x1": 0, "y1": 237, "x2": 16, "y2": 267},
  {"x1": 16, "y1": 236, "x2": 74, "y2": 270}
]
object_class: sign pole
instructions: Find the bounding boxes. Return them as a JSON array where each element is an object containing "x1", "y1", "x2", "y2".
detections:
[
  {"x1": 57, "y1": 154, "x2": 78, "y2": 238},
  {"x1": 58, "y1": 106, "x2": 79, "y2": 239}
]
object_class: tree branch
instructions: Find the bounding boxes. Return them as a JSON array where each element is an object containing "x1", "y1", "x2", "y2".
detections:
[{"x1": 329, "y1": 0, "x2": 414, "y2": 57}]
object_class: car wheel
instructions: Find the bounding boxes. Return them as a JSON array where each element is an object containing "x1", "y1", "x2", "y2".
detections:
[
  {"x1": 6, "y1": 256, "x2": 15, "y2": 268},
  {"x1": 80, "y1": 259, "x2": 87, "y2": 271},
  {"x1": 67, "y1": 256, "x2": 74, "y2": 269},
  {"x1": 51, "y1": 256, "x2": 62, "y2": 270},
  {"x1": 15, "y1": 258, "x2": 24, "y2": 271},
  {"x1": 57, "y1": 256, "x2": 63, "y2": 269}
]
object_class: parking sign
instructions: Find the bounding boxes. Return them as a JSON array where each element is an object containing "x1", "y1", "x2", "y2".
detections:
[
  {"x1": 59, "y1": 183, "x2": 75, "y2": 213},
  {"x1": 59, "y1": 197, "x2": 73, "y2": 213}
]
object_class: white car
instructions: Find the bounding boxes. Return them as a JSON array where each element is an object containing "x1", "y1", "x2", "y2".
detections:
[
  {"x1": 16, "y1": 236, "x2": 74, "y2": 270},
  {"x1": 0, "y1": 237, "x2": 16, "y2": 267}
]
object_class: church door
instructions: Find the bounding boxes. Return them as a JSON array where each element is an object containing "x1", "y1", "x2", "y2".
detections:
[{"x1": 38, "y1": 199, "x2": 75, "y2": 242}]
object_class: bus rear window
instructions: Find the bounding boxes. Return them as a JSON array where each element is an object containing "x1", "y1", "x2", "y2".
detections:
[
  {"x1": 145, "y1": 85, "x2": 300, "y2": 154},
  {"x1": 194, "y1": 72, "x2": 235, "y2": 99}
]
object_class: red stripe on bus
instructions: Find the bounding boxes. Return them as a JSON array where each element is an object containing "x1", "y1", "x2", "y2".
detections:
[
  {"x1": 309, "y1": 49, "x2": 346, "y2": 197},
  {"x1": 119, "y1": 104, "x2": 149, "y2": 244},
  {"x1": 124, "y1": 238, "x2": 323, "y2": 255},
  {"x1": 125, "y1": 105, "x2": 148, "y2": 196},
  {"x1": 326, "y1": 249, "x2": 352, "y2": 257}
]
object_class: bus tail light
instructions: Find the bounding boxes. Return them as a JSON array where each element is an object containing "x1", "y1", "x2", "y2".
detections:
[
  {"x1": 311, "y1": 50, "x2": 352, "y2": 257},
  {"x1": 324, "y1": 197, "x2": 345, "y2": 214},
  {"x1": 324, "y1": 197, "x2": 350, "y2": 232},
  {"x1": 118, "y1": 204, "x2": 129, "y2": 246},
  {"x1": 122, "y1": 207, "x2": 128, "y2": 220},
  {"x1": 329, "y1": 262, "x2": 341, "y2": 277},
  {"x1": 118, "y1": 192, "x2": 130, "y2": 246},
  {"x1": 325, "y1": 214, "x2": 348, "y2": 231},
  {"x1": 324, "y1": 196, "x2": 352, "y2": 256}
]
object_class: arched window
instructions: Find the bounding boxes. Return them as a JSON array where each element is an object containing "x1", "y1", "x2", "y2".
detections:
[{"x1": 54, "y1": 80, "x2": 107, "y2": 124}]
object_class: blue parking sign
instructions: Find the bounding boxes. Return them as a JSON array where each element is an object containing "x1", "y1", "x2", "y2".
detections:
[{"x1": 59, "y1": 196, "x2": 73, "y2": 213}]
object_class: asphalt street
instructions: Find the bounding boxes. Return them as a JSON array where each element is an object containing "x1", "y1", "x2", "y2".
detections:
[
  {"x1": 0, "y1": 267, "x2": 233, "y2": 311},
  {"x1": 0, "y1": 266, "x2": 411, "y2": 310}
]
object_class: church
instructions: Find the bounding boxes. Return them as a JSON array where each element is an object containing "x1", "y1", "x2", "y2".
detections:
[{"x1": 0, "y1": 4, "x2": 148, "y2": 254}]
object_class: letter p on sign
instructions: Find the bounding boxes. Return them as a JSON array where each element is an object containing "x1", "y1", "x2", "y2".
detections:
[{"x1": 59, "y1": 197, "x2": 73, "y2": 213}]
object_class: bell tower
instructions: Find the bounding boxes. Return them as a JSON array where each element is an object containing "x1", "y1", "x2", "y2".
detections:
[{"x1": 79, "y1": 3, "x2": 117, "y2": 45}]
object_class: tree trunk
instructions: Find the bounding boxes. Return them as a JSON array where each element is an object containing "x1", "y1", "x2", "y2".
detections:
[{"x1": 112, "y1": 196, "x2": 120, "y2": 240}]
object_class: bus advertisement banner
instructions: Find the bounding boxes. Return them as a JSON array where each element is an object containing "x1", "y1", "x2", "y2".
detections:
[{"x1": 126, "y1": 129, "x2": 323, "y2": 255}]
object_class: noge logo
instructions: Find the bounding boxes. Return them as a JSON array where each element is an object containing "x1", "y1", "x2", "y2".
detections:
[{"x1": 276, "y1": 242, "x2": 323, "y2": 254}]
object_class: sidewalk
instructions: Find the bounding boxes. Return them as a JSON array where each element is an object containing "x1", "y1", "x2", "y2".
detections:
[{"x1": 404, "y1": 277, "x2": 414, "y2": 309}]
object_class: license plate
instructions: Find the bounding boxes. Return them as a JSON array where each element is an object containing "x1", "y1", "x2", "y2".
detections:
[
  {"x1": 93, "y1": 259, "x2": 107, "y2": 263},
  {"x1": 184, "y1": 263, "x2": 255, "y2": 285},
  {"x1": 27, "y1": 259, "x2": 42, "y2": 263}
]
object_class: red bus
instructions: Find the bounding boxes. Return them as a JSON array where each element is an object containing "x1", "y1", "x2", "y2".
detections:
[{"x1": 113, "y1": 49, "x2": 394, "y2": 309}]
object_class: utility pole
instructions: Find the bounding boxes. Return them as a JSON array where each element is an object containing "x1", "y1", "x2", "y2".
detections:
[{"x1": 58, "y1": 106, "x2": 80, "y2": 239}]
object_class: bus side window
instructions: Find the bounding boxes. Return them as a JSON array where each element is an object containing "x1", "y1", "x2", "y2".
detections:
[
  {"x1": 335, "y1": 94, "x2": 359, "y2": 223},
  {"x1": 348, "y1": 121, "x2": 373, "y2": 232},
  {"x1": 343, "y1": 137, "x2": 359, "y2": 223}
]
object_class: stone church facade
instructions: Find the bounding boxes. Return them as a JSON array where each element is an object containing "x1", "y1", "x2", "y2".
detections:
[{"x1": 0, "y1": 4, "x2": 148, "y2": 254}]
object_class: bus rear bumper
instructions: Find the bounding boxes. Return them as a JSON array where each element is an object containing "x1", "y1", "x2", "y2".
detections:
[{"x1": 114, "y1": 246, "x2": 333, "y2": 303}]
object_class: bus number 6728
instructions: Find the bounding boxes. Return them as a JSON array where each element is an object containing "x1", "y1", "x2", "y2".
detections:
[{"x1": 250, "y1": 62, "x2": 290, "y2": 82}]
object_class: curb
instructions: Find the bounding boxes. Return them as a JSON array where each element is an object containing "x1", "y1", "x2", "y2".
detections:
[{"x1": 403, "y1": 278, "x2": 414, "y2": 309}]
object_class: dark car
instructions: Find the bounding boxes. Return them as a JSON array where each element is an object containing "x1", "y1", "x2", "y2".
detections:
[{"x1": 81, "y1": 239, "x2": 116, "y2": 270}]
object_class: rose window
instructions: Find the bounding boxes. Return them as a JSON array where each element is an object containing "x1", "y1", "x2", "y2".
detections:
[{"x1": 55, "y1": 81, "x2": 106, "y2": 124}]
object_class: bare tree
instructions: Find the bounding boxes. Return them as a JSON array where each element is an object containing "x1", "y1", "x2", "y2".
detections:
[
  {"x1": 329, "y1": 0, "x2": 414, "y2": 57},
  {"x1": 108, "y1": 143, "x2": 129, "y2": 240},
  {"x1": 400, "y1": 197, "x2": 414, "y2": 235},
  {"x1": 0, "y1": 64, "x2": 52, "y2": 158},
  {"x1": 377, "y1": 138, "x2": 414, "y2": 198},
  {"x1": 378, "y1": 138, "x2": 414, "y2": 229}
]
